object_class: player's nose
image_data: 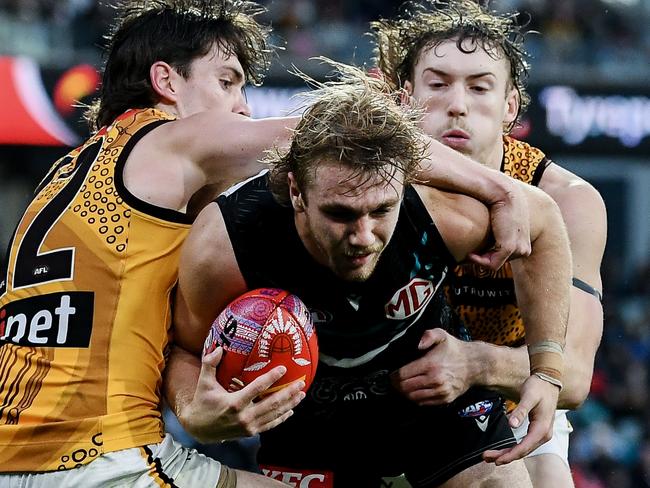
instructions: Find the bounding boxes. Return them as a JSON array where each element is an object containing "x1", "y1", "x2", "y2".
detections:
[
  {"x1": 447, "y1": 83, "x2": 468, "y2": 117},
  {"x1": 348, "y1": 217, "x2": 375, "y2": 248},
  {"x1": 234, "y1": 94, "x2": 251, "y2": 117}
]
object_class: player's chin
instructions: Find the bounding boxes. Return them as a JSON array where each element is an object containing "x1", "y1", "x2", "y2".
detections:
[
  {"x1": 335, "y1": 257, "x2": 379, "y2": 281},
  {"x1": 337, "y1": 268, "x2": 372, "y2": 282}
]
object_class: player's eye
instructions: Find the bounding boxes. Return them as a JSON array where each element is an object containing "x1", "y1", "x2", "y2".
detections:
[
  {"x1": 371, "y1": 206, "x2": 393, "y2": 217},
  {"x1": 220, "y1": 79, "x2": 234, "y2": 89},
  {"x1": 325, "y1": 210, "x2": 355, "y2": 222}
]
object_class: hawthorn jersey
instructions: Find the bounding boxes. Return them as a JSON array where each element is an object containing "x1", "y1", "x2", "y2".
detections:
[
  {"x1": 445, "y1": 136, "x2": 550, "y2": 347},
  {"x1": 0, "y1": 108, "x2": 191, "y2": 472},
  {"x1": 217, "y1": 174, "x2": 517, "y2": 486}
]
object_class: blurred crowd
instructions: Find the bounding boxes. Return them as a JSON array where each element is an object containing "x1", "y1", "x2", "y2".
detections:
[
  {"x1": 0, "y1": 0, "x2": 649, "y2": 83},
  {"x1": 1, "y1": 1, "x2": 649, "y2": 487},
  {"x1": 569, "y1": 258, "x2": 650, "y2": 487}
]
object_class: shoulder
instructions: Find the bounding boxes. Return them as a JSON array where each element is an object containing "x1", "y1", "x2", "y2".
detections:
[
  {"x1": 181, "y1": 203, "x2": 229, "y2": 269},
  {"x1": 538, "y1": 163, "x2": 606, "y2": 219},
  {"x1": 412, "y1": 184, "x2": 490, "y2": 262}
]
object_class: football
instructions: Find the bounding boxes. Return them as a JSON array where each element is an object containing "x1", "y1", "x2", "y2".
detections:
[{"x1": 203, "y1": 288, "x2": 318, "y2": 396}]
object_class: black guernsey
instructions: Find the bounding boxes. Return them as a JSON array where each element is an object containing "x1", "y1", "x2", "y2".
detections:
[
  {"x1": 216, "y1": 173, "x2": 516, "y2": 487},
  {"x1": 217, "y1": 172, "x2": 465, "y2": 371}
]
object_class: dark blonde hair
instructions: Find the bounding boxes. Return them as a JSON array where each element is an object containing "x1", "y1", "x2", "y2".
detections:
[
  {"x1": 267, "y1": 60, "x2": 429, "y2": 205},
  {"x1": 85, "y1": 0, "x2": 272, "y2": 131},
  {"x1": 371, "y1": 0, "x2": 531, "y2": 132}
]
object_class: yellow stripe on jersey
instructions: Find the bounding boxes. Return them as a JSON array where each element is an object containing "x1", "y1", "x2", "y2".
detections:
[{"x1": 0, "y1": 109, "x2": 190, "y2": 471}]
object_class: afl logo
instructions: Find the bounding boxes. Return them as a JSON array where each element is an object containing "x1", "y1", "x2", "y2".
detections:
[
  {"x1": 385, "y1": 277, "x2": 441, "y2": 320},
  {"x1": 458, "y1": 400, "x2": 494, "y2": 418}
]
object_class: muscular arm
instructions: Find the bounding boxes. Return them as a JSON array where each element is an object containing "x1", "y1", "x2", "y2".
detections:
[
  {"x1": 540, "y1": 167, "x2": 605, "y2": 406},
  {"x1": 173, "y1": 203, "x2": 248, "y2": 354},
  {"x1": 508, "y1": 183, "x2": 571, "y2": 359},
  {"x1": 399, "y1": 182, "x2": 572, "y2": 462},
  {"x1": 164, "y1": 203, "x2": 304, "y2": 442},
  {"x1": 468, "y1": 168, "x2": 606, "y2": 408},
  {"x1": 125, "y1": 113, "x2": 299, "y2": 212},
  {"x1": 414, "y1": 181, "x2": 571, "y2": 358},
  {"x1": 417, "y1": 135, "x2": 531, "y2": 269}
]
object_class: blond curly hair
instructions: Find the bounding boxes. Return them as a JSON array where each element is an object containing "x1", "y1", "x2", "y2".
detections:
[
  {"x1": 371, "y1": 0, "x2": 532, "y2": 132},
  {"x1": 267, "y1": 60, "x2": 429, "y2": 205}
]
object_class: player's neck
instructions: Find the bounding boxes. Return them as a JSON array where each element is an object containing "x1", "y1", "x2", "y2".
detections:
[{"x1": 481, "y1": 140, "x2": 505, "y2": 171}]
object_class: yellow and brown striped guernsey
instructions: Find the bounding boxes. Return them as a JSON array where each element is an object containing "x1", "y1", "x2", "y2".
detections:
[
  {"x1": 446, "y1": 136, "x2": 550, "y2": 347},
  {"x1": 0, "y1": 108, "x2": 191, "y2": 471}
]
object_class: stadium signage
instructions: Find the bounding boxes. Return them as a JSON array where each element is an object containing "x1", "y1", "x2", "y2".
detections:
[{"x1": 539, "y1": 86, "x2": 650, "y2": 148}]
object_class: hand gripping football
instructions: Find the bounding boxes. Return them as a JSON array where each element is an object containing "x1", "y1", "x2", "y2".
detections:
[{"x1": 203, "y1": 288, "x2": 318, "y2": 395}]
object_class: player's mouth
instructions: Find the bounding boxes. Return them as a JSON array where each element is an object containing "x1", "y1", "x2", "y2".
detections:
[
  {"x1": 441, "y1": 129, "x2": 470, "y2": 149},
  {"x1": 345, "y1": 252, "x2": 373, "y2": 267}
]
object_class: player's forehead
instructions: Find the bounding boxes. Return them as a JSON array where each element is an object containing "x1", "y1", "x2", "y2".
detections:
[
  {"x1": 309, "y1": 161, "x2": 403, "y2": 204},
  {"x1": 414, "y1": 38, "x2": 510, "y2": 79},
  {"x1": 194, "y1": 42, "x2": 246, "y2": 80}
]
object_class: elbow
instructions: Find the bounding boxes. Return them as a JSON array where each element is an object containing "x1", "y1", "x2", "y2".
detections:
[{"x1": 558, "y1": 375, "x2": 592, "y2": 410}]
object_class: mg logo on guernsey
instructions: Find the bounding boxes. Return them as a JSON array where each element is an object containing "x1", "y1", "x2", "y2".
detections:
[
  {"x1": 385, "y1": 274, "x2": 445, "y2": 320},
  {"x1": 0, "y1": 291, "x2": 94, "y2": 347}
]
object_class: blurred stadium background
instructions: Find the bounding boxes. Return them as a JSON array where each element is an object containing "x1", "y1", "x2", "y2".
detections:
[{"x1": 0, "y1": 1, "x2": 649, "y2": 486}]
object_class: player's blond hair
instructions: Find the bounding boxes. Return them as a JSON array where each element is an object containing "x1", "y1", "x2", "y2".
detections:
[
  {"x1": 267, "y1": 60, "x2": 429, "y2": 205},
  {"x1": 371, "y1": 0, "x2": 531, "y2": 132},
  {"x1": 86, "y1": 0, "x2": 272, "y2": 131}
]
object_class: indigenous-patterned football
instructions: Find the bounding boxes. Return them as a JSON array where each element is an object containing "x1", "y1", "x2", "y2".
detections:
[{"x1": 203, "y1": 288, "x2": 318, "y2": 395}]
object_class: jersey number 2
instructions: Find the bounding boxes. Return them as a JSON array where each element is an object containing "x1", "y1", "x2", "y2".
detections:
[{"x1": 0, "y1": 139, "x2": 102, "y2": 295}]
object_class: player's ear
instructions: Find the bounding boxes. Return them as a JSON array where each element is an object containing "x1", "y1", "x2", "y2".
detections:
[
  {"x1": 504, "y1": 85, "x2": 520, "y2": 126},
  {"x1": 403, "y1": 80, "x2": 414, "y2": 96},
  {"x1": 288, "y1": 172, "x2": 305, "y2": 213},
  {"x1": 150, "y1": 61, "x2": 178, "y2": 102},
  {"x1": 401, "y1": 80, "x2": 414, "y2": 105}
]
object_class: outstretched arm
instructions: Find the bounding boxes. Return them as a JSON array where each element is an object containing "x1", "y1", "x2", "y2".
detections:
[
  {"x1": 417, "y1": 135, "x2": 531, "y2": 270},
  {"x1": 125, "y1": 113, "x2": 299, "y2": 213}
]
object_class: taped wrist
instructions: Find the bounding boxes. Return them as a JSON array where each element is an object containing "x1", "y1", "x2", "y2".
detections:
[{"x1": 528, "y1": 340, "x2": 564, "y2": 390}]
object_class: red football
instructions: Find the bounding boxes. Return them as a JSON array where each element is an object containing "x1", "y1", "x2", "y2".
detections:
[{"x1": 203, "y1": 288, "x2": 318, "y2": 396}]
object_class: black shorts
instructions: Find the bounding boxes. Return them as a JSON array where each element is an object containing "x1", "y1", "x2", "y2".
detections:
[{"x1": 258, "y1": 367, "x2": 516, "y2": 487}]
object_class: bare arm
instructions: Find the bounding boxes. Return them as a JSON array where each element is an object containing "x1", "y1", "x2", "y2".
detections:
[
  {"x1": 540, "y1": 167, "x2": 606, "y2": 407},
  {"x1": 164, "y1": 203, "x2": 304, "y2": 443},
  {"x1": 179, "y1": 112, "x2": 299, "y2": 186},
  {"x1": 417, "y1": 135, "x2": 531, "y2": 269},
  {"x1": 173, "y1": 203, "x2": 247, "y2": 354},
  {"x1": 124, "y1": 113, "x2": 299, "y2": 212},
  {"x1": 478, "y1": 169, "x2": 606, "y2": 408},
  {"x1": 399, "y1": 182, "x2": 572, "y2": 464},
  {"x1": 508, "y1": 183, "x2": 570, "y2": 356},
  {"x1": 400, "y1": 183, "x2": 571, "y2": 402}
]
